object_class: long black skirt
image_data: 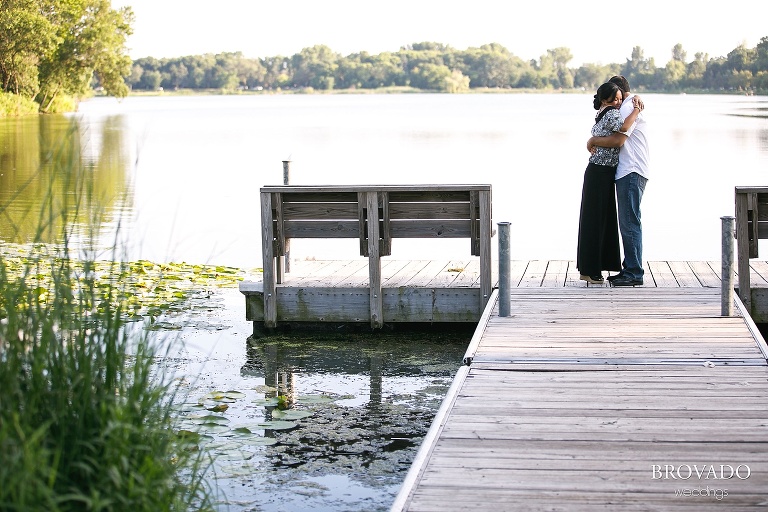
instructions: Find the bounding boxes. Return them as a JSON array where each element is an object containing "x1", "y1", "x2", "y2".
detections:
[{"x1": 576, "y1": 162, "x2": 621, "y2": 276}]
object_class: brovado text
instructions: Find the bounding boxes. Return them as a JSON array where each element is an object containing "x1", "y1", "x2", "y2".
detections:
[{"x1": 652, "y1": 464, "x2": 751, "y2": 480}]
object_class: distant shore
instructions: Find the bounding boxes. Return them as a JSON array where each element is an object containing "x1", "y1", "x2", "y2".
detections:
[{"x1": 111, "y1": 87, "x2": 756, "y2": 98}]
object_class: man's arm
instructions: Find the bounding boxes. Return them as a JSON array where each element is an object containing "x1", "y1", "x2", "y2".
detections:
[{"x1": 587, "y1": 132, "x2": 628, "y2": 153}]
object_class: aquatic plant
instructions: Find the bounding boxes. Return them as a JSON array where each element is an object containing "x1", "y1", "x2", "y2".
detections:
[
  {"x1": 0, "y1": 244, "x2": 246, "y2": 327},
  {"x1": 0, "y1": 126, "x2": 216, "y2": 511}
]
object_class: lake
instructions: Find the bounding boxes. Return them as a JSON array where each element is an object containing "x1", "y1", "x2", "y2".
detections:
[
  {"x1": 3, "y1": 92, "x2": 768, "y2": 268},
  {"x1": 2, "y1": 92, "x2": 768, "y2": 511}
]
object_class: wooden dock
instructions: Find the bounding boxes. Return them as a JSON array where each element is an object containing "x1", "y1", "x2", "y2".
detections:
[
  {"x1": 390, "y1": 287, "x2": 768, "y2": 511},
  {"x1": 240, "y1": 259, "x2": 768, "y2": 330}
]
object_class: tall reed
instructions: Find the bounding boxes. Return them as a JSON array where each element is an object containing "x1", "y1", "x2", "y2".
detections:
[{"x1": 0, "y1": 123, "x2": 214, "y2": 511}]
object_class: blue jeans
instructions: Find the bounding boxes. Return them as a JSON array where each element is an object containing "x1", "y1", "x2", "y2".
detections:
[{"x1": 615, "y1": 172, "x2": 648, "y2": 280}]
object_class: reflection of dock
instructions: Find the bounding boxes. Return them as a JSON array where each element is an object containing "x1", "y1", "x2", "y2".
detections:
[
  {"x1": 391, "y1": 287, "x2": 768, "y2": 511},
  {"x1": 239, "y1": 259, "x2": 768, "y2": 332}
]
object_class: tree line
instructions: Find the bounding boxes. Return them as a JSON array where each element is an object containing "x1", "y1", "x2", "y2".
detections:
[
  {"x1": 2, "y1": 0, "x2": 767, "y2": 116},
  {"x1": 127, "y1": 39, "x2": 768, "y2": 94}
]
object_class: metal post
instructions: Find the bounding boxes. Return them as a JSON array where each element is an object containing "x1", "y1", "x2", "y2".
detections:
[
  {"x1": 282, "y1": 160, "x2": 291, "y2": 273},
  {"x1": 498, "y1": 222, "x2": 511, "y2": 317},
  {"x1": 282, "y1": 160, "x2": 291, "y2": 185},
  {"x1": 721, "y1": 216, "x2": 735, "y2": 316}
]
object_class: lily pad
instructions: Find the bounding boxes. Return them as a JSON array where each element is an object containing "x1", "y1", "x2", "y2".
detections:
[
  {"x1": 244, "y1": 420, "x2": 297, "y2": 431},
  {"x1": 252, "y1": 397, "x2": 280, "y2": 406},
  {"x1": 202, "y1": 390, "x2": 247, "y2": 401},
  {"x1": 189, "y1": 414, "x2": 229, "y2": 425},
  {"x1": 215, "y1": 450, "x2": 254, "y2": 462},
  {"x1": 271, "y1": 409, "x2": 312, "y2": 420},
  {"x1": 218, "y1": 464, "x2": 257, "y2": 476},
  {"x1": 195, "y1": 423, "x2": 231, "y2": 434},
  {"x1": 206, "y1": 440, "x2": 247, "y2": 451}
]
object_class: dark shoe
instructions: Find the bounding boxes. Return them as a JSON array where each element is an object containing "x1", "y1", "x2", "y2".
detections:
[
  {"x1": 611, "y1": 276, "x2": 643, "y2": 287},
  {"x1": 580, "y1": 274, "x2": 604, "y2": 284},
  {"x1": 607, "y1": 272, "x2": 624, "y2": 282}
]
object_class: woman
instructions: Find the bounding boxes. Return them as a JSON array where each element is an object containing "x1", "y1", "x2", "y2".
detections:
[{"x1": 577, "y1": 82, "x2": 640, "y2": 284}]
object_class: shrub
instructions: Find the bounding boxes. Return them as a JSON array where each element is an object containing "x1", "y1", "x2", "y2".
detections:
[
  {"x1": 0, "y1": 92, "x2": 39, "y2": 117},
  {"x1": 0, "y1": 127, "x2": 214, "y2": 511}
]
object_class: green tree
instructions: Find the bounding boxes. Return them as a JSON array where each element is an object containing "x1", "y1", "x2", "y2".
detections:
[
  {"x1": 726, "y1": 43, "x2": 755, "y2": 72},
  {"x1": 671, "y1": 43, "x2": 686, "y2": 63},
  {"x1": 621, "y1": 46, "x2": 655, "y2": 89},
  {"x1": 444, "y1": 68, "x2": 470, "y2": 92},
  {"x1": 459, "y1": 43, "x2": 529, "y2": 88},
  {"x1": 36, "y1": 0, "x2": 134, "y2": 111},
  {"x1": 0, "y1": 0, "x2": 58, "y2": 96},
  {"x1": 291, "y1": 45, "x2": 339, "y2": 89},
  {"x1": 535, "y1": 47, "x2": 573, "y2": 89},
  {"x1": 662, "y1": 45, "x2": 687, "y2": 90},
  {"x1": 573, "y1": 63, "x2": 620, "y2": 90},
  {"x1": 755, "y1": 37, "x2": 768, "y2": 74},
  {"x1": 685, "y1": 52, "x2": 708, "y2": 88}
]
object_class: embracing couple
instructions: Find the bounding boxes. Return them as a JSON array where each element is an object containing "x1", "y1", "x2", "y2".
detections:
[{"x1": 577, "y1": 75, "x2": 650, "y2": 287}]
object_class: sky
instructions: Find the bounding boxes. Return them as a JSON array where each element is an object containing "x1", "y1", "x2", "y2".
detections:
[{"x1": 112, "y1": 0, "x2": 767, "y2": 67}]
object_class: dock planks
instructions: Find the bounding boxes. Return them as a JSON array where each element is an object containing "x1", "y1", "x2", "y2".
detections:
[
  {"x1": 240, "y1": 258, "x2": 768, "y2": 325},
  {"x1": 391, "y1": 287, "x2": 768, "y2": 511},
  {"x1": 245, "y1": 258, "x2": 768, "y2": 289}
]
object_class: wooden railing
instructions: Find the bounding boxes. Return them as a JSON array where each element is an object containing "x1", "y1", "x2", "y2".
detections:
[
  {"x1": 735, "y1": 186, "x2": 768, "y2": 312},
  {"x1": 260, "y1": 184, "x2": 492, "y2": 328}
]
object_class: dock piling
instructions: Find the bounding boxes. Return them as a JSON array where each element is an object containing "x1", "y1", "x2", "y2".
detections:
[
  {"x1": 721, "y1": 215, "x2": 735, "y2": 316},
  {"x1": 498, "y1": 222, "x2": 511, "y2": 317},
  {"x1": 281, "y1": 160, "x2": 291, "y2": 274}
]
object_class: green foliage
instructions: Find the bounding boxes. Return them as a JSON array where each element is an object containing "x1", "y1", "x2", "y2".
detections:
[
  {"x1": 0, "y1": 130, "x2": 215, "y2": 511},
  {"x1": 0, "y1": 90, "x2": 38, "y2": 115},
  {"x1": 124, "y1": 36, "x2": 768, "y2": 95},
  {"x1": 0, "y1": 245, "x2": 245, "y2": 325},
  {"x1": 40, "y1": 92, "x2": 76, "y2": 113},
  {"x1": 0, "y1": 0, "x2": 133, "y2": 112},
  {"x1": 0, "y1": 0, "x2": 59, "y2": 96}
]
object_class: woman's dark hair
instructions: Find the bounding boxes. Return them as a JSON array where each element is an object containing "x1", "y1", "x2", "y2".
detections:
[{"x1": 593, "y1": 82, "x2": 621, "y2": 110}]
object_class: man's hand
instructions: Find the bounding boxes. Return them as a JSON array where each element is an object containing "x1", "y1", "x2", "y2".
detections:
[{"x1": 587, "y1": 137, "x2": 597, "y2": 154}]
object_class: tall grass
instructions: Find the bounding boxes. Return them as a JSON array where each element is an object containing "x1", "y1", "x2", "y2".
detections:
[{"x1": 0, "y1": 125, "x2": 214, "y2": 511}]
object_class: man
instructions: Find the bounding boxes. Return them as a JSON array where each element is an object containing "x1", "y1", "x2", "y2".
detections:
[{"x1": 587, "y1": 75, "x2": 650, "y2": 287}]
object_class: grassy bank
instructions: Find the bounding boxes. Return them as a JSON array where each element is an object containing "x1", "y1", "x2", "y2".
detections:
[{"x1": 0, "y1": 130, "x2": 223, "y2": 510}]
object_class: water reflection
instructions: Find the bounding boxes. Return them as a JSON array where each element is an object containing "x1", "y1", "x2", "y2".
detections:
[
  {"x1": 219, "y1": 328, "x2": 472, "y2": 511},
  {"x1": 0, "y1": 114, "x2": 132, "y2": 251}
]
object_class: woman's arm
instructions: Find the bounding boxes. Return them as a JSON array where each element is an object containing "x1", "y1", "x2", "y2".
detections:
[
  {"x1": 587, "y1": 132, "x2": 627, "y2": 152},
  {"x1": 587, "y1": 97, "x2": 643, "y2": 152},
  {"x1": 620, "y1": 97, "x2": 642, "y2": 132}
]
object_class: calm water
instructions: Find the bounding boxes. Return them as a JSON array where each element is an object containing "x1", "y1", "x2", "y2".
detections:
[
  {"x1": 2, "y1": 93, "x2": 767, "y2": 267},
  {"x1": 2, "y1": 93, "x2": 768, "y2": 511}
]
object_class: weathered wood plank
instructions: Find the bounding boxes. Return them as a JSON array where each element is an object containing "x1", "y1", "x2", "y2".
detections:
[
  {"x1": 422, "y1": 260, "x2": 470, "y2": 287},
  {"x1": 667, "y1": 261, "x2": 704, "y2": 287},
  {"x1": 393, "y1": 284, "x2": 768, "y2": 512},
  {"x1": 241, "y1": 260, "x2": 768, "y2": 329},
  {"x1": 383, "y1": 260, "x2": 432, "y2": 288},
  {"x1": 647, "y1": 260, "x2": 679, "y2": 287},
  {"x1": 688, "y1": 260, "x2": 722, "y2": 288},
  {"x1": 518, "y1": 260, "x2": 549, "y2": 288},
  {"x1": 540, "y1": 260, "x2": 568, "y2": 287}
]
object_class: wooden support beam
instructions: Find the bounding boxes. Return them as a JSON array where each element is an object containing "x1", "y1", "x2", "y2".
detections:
[
  {"x1": 367, "y1": 191, "x2": 383, "y2": 328},
  {"x1": 261, "y1": 191, "x2": 277, "y2": 327},
  {"x1": 479, "y1": 189, "x2": 492, "y2": 309},
  {"x1": 274, "y1": 192, "x2": 285, "y2": 284},
  {"x1": 380, "y1": 191, "x2": 391, "y2": 256},
  {"x1": 736, "y1": 191, "x2": 751, "y2": 312}
]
